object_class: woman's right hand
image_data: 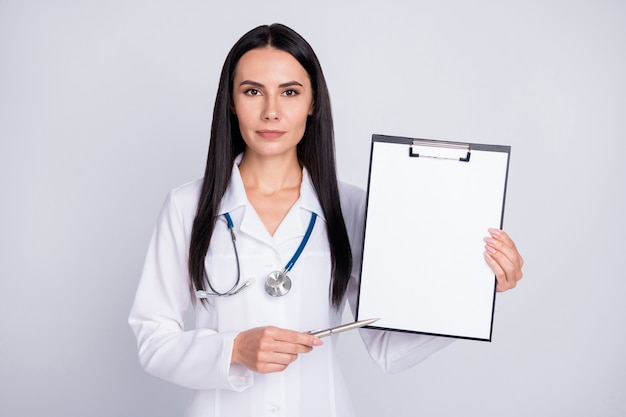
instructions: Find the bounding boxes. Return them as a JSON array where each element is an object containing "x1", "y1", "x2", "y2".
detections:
[{"x1": 232, "y1": 326, "x2": 323, "y2": 373}]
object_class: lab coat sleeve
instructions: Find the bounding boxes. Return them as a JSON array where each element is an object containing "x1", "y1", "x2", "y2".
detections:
[
  {"x1": 128, "y1": 189, "x2": 253, "y2": 391},
  {"x1": 340, "y1": 181, "x2": 455, "y2": 374}
]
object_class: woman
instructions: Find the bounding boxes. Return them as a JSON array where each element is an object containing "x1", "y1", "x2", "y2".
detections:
[{"x1": 129, "y1": 23, "x2": 523, "y2": 416}]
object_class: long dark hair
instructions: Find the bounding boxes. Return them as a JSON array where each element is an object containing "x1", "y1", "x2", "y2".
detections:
[{"x1": 188, "y1": 23, "x2": 351, "y2": 308}]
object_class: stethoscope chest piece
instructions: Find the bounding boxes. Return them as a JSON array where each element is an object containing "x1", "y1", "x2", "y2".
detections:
[{"x1": 265, "y1": 270, "x2": 292, "y2": 297}]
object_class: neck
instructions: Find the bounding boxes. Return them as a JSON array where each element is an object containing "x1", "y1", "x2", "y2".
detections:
[{"x1": 238, "y1": 151, "x2": 302, "y2": 195}]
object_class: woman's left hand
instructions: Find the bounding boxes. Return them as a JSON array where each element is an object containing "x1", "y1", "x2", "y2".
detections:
[{"x1": 483, "y1": 229, "x2": 524, "y2": 292}]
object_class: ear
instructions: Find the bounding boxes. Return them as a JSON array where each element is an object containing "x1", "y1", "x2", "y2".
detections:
[{"x1": 308, "y1": 100, "x2": 315, "y2": 116}]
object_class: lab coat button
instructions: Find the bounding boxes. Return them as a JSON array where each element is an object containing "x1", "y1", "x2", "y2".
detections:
[{"x1": 267, "y1": 405, "x2": 279, "y2": 413}]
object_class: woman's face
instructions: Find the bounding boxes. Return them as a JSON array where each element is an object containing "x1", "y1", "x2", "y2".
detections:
[{"x1": 232, "y1": 47, "x2": 314, "y2": 160}]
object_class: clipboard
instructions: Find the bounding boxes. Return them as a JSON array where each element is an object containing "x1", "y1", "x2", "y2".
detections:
[{"x1": 356, "y1": 134, "x2": 511, "y2": 341}]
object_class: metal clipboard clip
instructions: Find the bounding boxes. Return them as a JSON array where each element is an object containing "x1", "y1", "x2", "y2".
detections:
[{"x1": 409, "y1": 139, "x2": 471, "y2": 162}]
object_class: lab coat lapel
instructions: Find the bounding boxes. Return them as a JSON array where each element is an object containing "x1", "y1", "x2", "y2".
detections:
[
  {"x1": 237, "y1": 202, "x2": 303, "y2": 247},
  {"x1": 218, "y1": 155, "x2": 248, "y2": 216},
  {"x1": 218, "y1": 156, "x2": 274, "y2": 246},
  {"x1": 299, "y1": 168, "x2": 324, "y2": 222},
  {"x1": 272, "y1": 168, "x2": 325, "y2": 245},
  {"x1": 271, "y1": 203, "x2": 305, "y2": 245},
  {"x1": 238, "y1": 205, "x2": 275, "y2": 247}
]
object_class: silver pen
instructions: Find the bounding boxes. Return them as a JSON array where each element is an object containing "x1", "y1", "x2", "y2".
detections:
[{"x1": 307, "y1": 318, "x2": 380, "y2": 338}]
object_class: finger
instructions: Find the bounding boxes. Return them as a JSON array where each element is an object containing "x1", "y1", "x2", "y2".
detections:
[
  {"x1": 487, "y1": 228, "x2": 514, "y2": 247},
  {"x1": 485, "y1": 230, "x2": 524, "y2": 276},
  {"x1": 486, "y1": 230, "x2": 516, "y2": 257},
  {"x1": 270, "y1": 340, "x2": 314, "y2": 356},
  {"x1": 484, "y1": 238, "x2": 520, "y2": 274},
  {"x1": 233, "y1": 333, "x2": 296, "y2": 373},
  {"x1": 254, "y1": 332, "x2": 315, "y2": 373},
  {"x1": 257, "y1": 361, "x2": 293, "y2": 374},
  {"x1": 484, "y1": 251, "x2": 515, "y2": 292},
  {"x1": 492, "y1": 230, "x2": 524, "y2": 268},
  {"x1": 258, "y1": 363, "x2": 287, "y2": 373},
  {"x1": 258, "y1": 349, "x2": 300, "y2": 366},
  {"x1": 250, "y1": 351, "x2": 297, "y2": 374},
  {"x1": 257, "y1": 328, "x2": 319, "y2": 359},
  {"x1": 272, "y1": 328, "x2": 323, "y2": 348},
  {"x1": 484, "y1": 251, "x2": 509, "y2": 291},
  {"x1": 484, "y1": 234, "x2": 514, "y2": 284}
]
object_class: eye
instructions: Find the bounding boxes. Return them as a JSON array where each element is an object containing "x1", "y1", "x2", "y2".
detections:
[
  {"x1": 282, "y1": 89, "x2": 299, "y2": 97},
  {"x1": 244, "y1": 88, "x2": 261, "y2": 96}
]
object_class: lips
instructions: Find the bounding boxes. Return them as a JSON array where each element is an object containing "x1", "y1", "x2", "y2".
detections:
[{"x1": 256, "y1": 130, "x2": 285, "y2": 139}]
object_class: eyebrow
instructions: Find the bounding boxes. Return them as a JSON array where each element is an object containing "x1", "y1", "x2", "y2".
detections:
[{"x1": 239, "y1": 80, "x2": 304, "y2": 88}]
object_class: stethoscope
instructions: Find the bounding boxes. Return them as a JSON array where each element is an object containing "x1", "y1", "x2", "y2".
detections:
[{"x1": 196, "y1": 211, "x2": 317, "y2": 298}]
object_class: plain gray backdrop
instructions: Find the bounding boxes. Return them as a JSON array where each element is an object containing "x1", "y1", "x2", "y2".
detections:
[{"x1": 1, "y1": 1, "x2": 625, "y2": 416}]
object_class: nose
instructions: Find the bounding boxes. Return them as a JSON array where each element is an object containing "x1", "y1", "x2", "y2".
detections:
[{"x1": 261, "y1": 96, "x2": 280, "y2": 121}]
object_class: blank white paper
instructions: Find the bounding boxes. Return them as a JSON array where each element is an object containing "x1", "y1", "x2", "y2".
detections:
[{"x1": 357, "y1": 137, "x2": 510, "y2": 341}]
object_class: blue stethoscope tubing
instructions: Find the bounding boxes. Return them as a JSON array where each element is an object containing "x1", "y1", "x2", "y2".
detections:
[{"x1": 196, "y1": 211, "x2": 317, "y2": 298}]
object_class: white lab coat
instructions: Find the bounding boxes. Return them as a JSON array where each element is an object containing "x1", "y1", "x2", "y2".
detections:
[{"x1": 129, "y1": 156, "x2": 454, "y2": 417}]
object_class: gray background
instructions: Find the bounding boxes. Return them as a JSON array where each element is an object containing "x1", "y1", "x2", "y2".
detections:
[{"x1": 1, "y1": 1, "x2": 624, "y2": 416}]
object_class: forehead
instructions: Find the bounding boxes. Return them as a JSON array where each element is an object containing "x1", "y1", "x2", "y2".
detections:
[{"x1": 234, "y1": 47, "x2": 310, "y2": 84}]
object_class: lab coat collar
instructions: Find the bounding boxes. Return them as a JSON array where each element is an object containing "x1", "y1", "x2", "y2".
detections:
[
  {"x1": 217, "y1": 154, "x2": 325, "y2": 245},
  {"x1": 297, "y1": 168, "x2": 325, "y2": 222},
  {"x1": 218, "y1": 154, "x2": 249, "y2": 216}
]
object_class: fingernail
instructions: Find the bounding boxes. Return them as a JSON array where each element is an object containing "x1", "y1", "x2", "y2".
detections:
[
  {"x1": 313, "y1": 338, "x2": 324, "y2": 346},
  {"x1": 489, "y1": 228, "x2": 502, "y2": 237}
]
